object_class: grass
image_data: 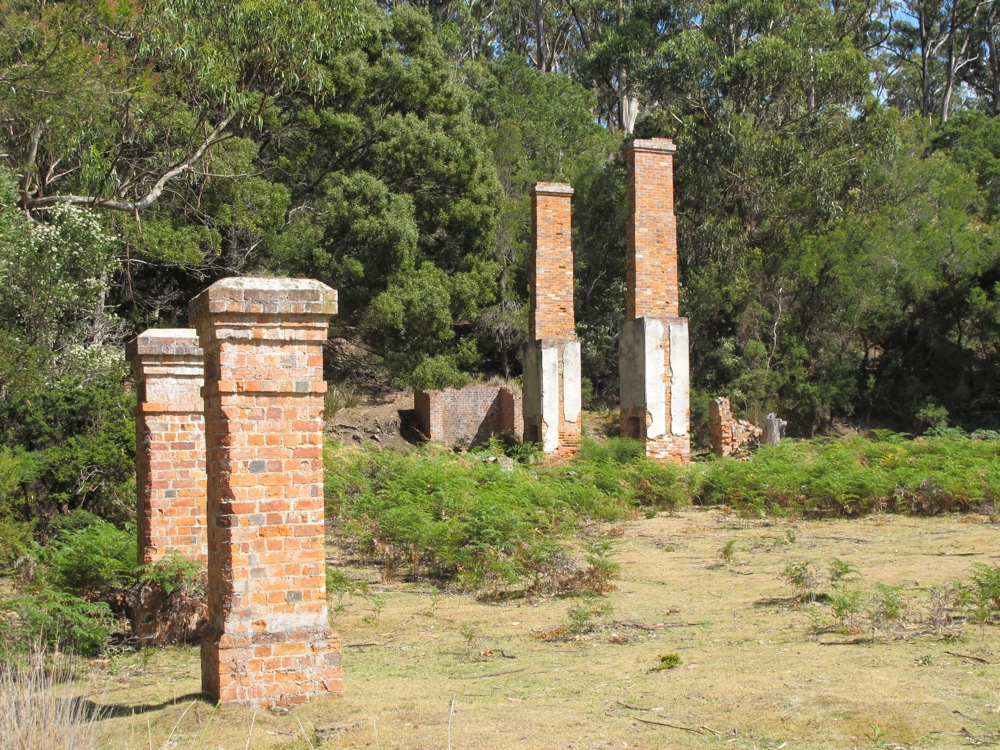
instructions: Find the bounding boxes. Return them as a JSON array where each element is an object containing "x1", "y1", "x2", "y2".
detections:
[
  {"x1": 0, "y1": 653, "x2": 103, "y2": 750},
  {"x1": 77, "y1": 509, "x2": 1000, "y2": 749}
]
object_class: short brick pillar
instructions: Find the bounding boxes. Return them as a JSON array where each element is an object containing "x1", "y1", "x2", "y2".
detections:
[
  {"x1": 619, "y1": 139, "x2": 691, "y2": 463},
  {"x1": 189, "y1": 277, "x2": 342, "y2": 708},
  {"x1": 709, "y1": 397, "x2": 736, "y2": 457},
  {"x1": 523, "y1": 182, "x2": 582, "y2": 458},
  {"x1": 127, "y1": 329, "x2": 208, "y2": 565}
]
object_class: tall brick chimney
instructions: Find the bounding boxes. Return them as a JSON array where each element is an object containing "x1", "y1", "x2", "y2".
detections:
[
  {"x1": 189, "y1": 277, "x2": 342, "y2": 708},
  {"x1": 523, "y1": 183, "x2": 582, "y2": 458},
  {"x1": 619, "y1": 139, "x2": 691, "y2": 463}
]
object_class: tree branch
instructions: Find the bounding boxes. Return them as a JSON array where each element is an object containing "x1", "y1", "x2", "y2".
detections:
[{"x1": 25, "y1": 115, "x2": 233, "y2": 212}]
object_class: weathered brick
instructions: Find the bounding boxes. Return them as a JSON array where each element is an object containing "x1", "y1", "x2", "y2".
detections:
[
  {"x1": 127, "y1": 329, "x2": 208, "y2": 566},
  {"x1": 190, "y1": 277, "x2": 341, "y2": 709},
  {"x1": 414, "y1": 385, "x2": 523, "y2": 447},
  {"x1": 523, "y1": 182, "x2": 582, "y2": 459},
  {"x1": 620, "y1": 140, "x2": 691, "y2": 463}
]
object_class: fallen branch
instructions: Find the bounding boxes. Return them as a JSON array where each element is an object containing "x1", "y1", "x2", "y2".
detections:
[
  {"x1": 455, "y1": 667, "x2": 528, "y2": 680},
  {"x1": 628, "y1": 715, "x2": 703, "y2": 733},
  {"x1": 945, "y1": 651, "x2": 991, "y2": 664}
]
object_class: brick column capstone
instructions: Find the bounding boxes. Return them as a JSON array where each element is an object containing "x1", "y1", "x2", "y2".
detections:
[
  {"x1": 127, "y1": 329, "x2": 208, "y2": 566},
  {"x1": 523, "y1": 182, "x2": 582, "y2": 459},
  {"x1": 620, "y1": 139, "x2": 691, "y2": 463},
  {"x1": 189, "y1": 277, "x2": 342, "y2": 708}
]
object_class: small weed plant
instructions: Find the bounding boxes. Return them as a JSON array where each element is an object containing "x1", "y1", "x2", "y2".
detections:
[{"x1": 656, "y1": 653, "x2": 682, "y2": 670}]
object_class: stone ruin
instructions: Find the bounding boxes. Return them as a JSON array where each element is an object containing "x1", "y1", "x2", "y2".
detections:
[
  {"x1": 130, "y1": 277, "x2": 342, "y2": 708},
  {"x1": 127, "y1": 139, "x2": 695, "y2": 704},
  {"x1": 414, "y1": 139, "x2": 691, "y2": 462},
  {"x1": 413, "y1": 385, "x2": 522, "y2": 447},
  {"x1": 709, "y1": 397, "x2": 761, "y2": 457}
]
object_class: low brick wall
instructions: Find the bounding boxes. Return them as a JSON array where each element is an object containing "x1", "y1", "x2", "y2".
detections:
[{"x1": 414, "y1": 385, "x2": 523, "y2": 447}]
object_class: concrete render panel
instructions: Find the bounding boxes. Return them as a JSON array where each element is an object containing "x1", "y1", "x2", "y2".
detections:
[
  {"x1": 619, "y1": 320, "x2": 645, "y2": 415},
  {"x1": 668, "y1": 320, "x2": 690, "y2": 437},
  {"x1": 619, "y1": 318, "x2": 667, "y2": 440},
  {"x1": 642, "y1": 319, "x2": 667, "y2": 440},
  {"x1": 563, "y1": 341, "x2": 582, "y2": 424},
  {"x1": 522, "y1": 344, "x2": 542, "y2": 424},
  {"x1": 540, "y1": 346, "x2": 560, "y2": 454}
]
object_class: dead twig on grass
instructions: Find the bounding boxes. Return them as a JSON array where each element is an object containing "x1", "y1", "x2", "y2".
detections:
[
  {"x1": 629, "y1": 715, "x2": 703, "y2": 733},
  {"x1": 624, "y1": 715, "x2": 723, "y2": 735},
  {"x1": 615, "y1": 700, "x2": 660, "y2": 712},
  {"x1": 945, "y1": 651, "x2": 991, "y2": 664},
  {"x1": 454, "y1": 667, "x2": 527, "y2": 680},
  {"x1": 447, "y1": 695, "x2": 456, "y2": 750}
]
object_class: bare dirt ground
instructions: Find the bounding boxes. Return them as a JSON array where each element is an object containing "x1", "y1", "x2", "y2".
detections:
[{"x1": 89, "y1": 509, "x2": 1000, "y2": 749}]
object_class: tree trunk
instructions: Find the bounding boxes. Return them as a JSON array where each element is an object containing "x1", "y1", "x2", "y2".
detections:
[{"x1": 534, "y1": 0, "x2": 546, "y2": 72}]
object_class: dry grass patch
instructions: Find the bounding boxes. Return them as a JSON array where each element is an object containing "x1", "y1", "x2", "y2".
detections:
[{"x1": 74, "y1": 509, "x2": 1000, "y2": 749}]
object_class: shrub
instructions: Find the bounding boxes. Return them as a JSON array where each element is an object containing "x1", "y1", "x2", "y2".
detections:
[
  {"x1": 42, "y1": 521, "x2": 136, "y2": 602},
  {"x1": 0, "y1": 589, "x2": 114, "y2": 656},
  {"x1": 132, "y1": 553, "x2": 207, "y2": 646}
]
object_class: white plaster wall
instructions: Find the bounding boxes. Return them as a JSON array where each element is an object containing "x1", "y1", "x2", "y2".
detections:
[
  {"x1": 563, "y1": 342, "x2": 582, "y2": 424},
  {"x1": 668, "y1": 320, "x2": 690, "y2": 437},
  {"x1": 643, "y1": 319, "x2": 667, "y2": 440},
  {"x1": 540, "y1": 347, "x2": 560, "y2": 453}
]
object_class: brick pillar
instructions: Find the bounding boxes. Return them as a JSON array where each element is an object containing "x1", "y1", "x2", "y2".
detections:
[
  {"x1": 189, "y1": 277, "x2": 342, "y2": 708},
  {"x1": 709, "y1": 397, "x2": 735, "y2": 457},
  {"x1": 620, "y1": 139, "x2": 690, "y2": 463},
  {"x1": 127, "y1": 329, "x2": 208, "y2": 565},
  {"x1": 523, "y1": 182, "x2": 581, "y2": 459}
]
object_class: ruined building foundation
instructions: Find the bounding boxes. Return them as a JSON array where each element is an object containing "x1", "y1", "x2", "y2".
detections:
[
  {"x1": 189, "y1": 277, "x2": 342, "y2": 707},
  {"x1": 522, "y1": 182, "x2": 582, "y2": 458},
  {"x1": 128, "y1": 329, "x2": 208, "y2": 566},
  {"x1": 414, "y1": 385, "x2": 522, "y2": 447},
  {"x1": 619, "y1": 139, "x2": 691, "y2": 462}
]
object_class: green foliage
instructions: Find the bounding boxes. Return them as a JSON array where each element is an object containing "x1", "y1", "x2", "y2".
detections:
[
  {"x1": 566, "y1": 597, "x2": 613, "y2": 635},
  {"x1": 782, "y1": 560, "x2": 821, "y2": 602},
  {"x1": 42, "y1": 521, "x2": 136, "y2": 599},
  {"x1": 829, "y1": 588, "x2": 866, "y2": 632},
  {"x1": 697, "y1": 432, "x2": 1000, "y2": 517},
  {"x1": 656, "y1": 653, "x2": 682, "y2": 671},
  {"x1": 867, "y1": 584, "x2": 906, "y2": 640},
  {"x1": 963, "y1": 564, "x2": 1000, "y2": 625},
  {"x1": 138, "y1": 553, "x2": 204, "y2": 598},
  {"x1": 828, "y1": 558, "x2": 862, "y2": 587},
  {"x1": 325, "y1": 441, "x2": 683, "y2": 593},
  {"x1": 0, "y1": 589, "x2": 114, "y2": 656}
]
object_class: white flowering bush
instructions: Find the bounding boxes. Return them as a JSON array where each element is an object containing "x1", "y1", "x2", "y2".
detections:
[{"x1": 0, "y1": 203, "x2": 119, "y2": 349}]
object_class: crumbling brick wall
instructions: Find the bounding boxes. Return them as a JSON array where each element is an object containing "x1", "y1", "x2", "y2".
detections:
[
  {"x1": 709, "y1": 397, "x2": 761, "y2": 457},
  {"x1": 189, "y1": 277, "x2": 342, "y2": 708},
  {"x1": 414, "y1": 385, "x2": 523, "y2": 447}
]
